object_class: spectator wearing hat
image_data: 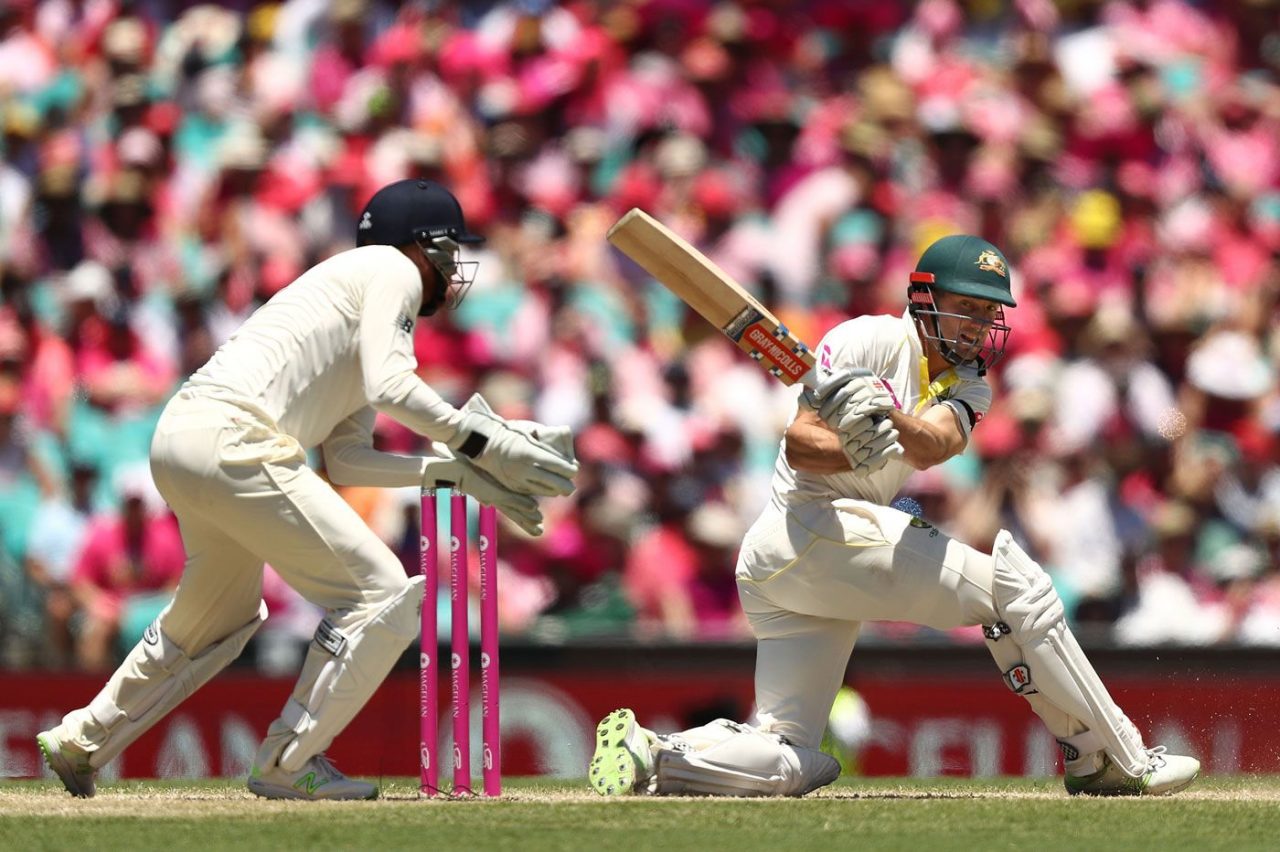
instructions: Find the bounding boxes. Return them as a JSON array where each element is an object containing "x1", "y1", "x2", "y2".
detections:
[{"x1": 1169, "y1": 329, "x2": 1275, "y2": 507}]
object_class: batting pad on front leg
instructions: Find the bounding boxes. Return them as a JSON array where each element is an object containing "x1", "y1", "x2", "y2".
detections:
[
  {"x1": 78, "y1": 602, "x2": 267, "y2": 769},
  {"x1": 271, "y1": 575, "x2": 423, "y2": 773},
  {"x1": 990, "y1": 531, "x2": 1148, "y2": 777},
  {"x1": 654, "y1": 720, "x2": 839, "y2": 797}
]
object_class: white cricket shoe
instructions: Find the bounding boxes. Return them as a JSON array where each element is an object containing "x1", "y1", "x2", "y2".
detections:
[
  {"x1": 589, "y1": 708, "x2": 657, "y2": 796},
  {"x1": 36, "y1": 728, "x2": 97, "y2": 798},
  {"x1": 1065, "y1": 747, "x2": 1200, "y2": 797},
  {"x1": 248, "y1": 754, "x2": 378, "y2": 800}
]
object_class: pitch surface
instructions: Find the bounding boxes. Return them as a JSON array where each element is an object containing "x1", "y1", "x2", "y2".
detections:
[{"x1": 3, "y1": 776, "x2": 1278, "y2": 850}]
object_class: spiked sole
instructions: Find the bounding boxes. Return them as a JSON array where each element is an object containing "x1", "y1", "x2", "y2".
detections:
[
  {"x1": 1066, "y1": 766, "x2": 1200, "y2": 797},
  {"x1": 1065, "y1": 777, "x2": 1147, "y2": 796},
  {"x1": 37, "y1": 732, "x2": 95, "y2": 798},
  {"x1": 589, "y1": 709, "x2": 640, "y2": 796}
]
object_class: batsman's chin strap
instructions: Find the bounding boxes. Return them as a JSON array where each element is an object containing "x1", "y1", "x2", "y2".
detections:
[{"x1": 914, "y1": 354, "x2": 960, "y2": 415}]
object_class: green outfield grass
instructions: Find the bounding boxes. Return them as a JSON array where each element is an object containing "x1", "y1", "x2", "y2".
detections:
[{"x1": 3, "y1": 776, "x2": 1279, "y2": 851}]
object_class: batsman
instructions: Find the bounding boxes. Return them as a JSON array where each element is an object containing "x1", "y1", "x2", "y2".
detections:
[
  {"x1": 38, "y1": 180, "x2": 578, "y2": 800},
  {"x1": 592, "y1": 235, "x2": 1199, "y2": 798}
]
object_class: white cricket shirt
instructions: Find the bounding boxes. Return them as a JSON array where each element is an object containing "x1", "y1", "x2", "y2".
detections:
[
  {"x1": 185, "y1": 246, "x2": 461, "y2": 454},
  {"x1": 771, "y1": 309, "x2": 992, "y2": 508}
]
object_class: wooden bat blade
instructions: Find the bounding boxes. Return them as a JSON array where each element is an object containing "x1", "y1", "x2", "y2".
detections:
[{"x1": 607, "y1": 208, "x2": 817, "y2": 388}]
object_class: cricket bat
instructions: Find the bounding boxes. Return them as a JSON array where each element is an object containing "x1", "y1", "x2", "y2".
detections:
[{"x1": 607, "y1": 208, "x2": 818, "y2": 389}]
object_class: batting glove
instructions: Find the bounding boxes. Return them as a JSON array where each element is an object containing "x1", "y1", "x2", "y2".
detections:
[
  {"x1": 447, "y1": 394, "x2": 579, "y2": 498},
  {"x1": 841, "y1": 417, "x2": 904, "y2": 476},
  {"x1": 804, "y1": 367, "x2": 896, "y2": 434}
]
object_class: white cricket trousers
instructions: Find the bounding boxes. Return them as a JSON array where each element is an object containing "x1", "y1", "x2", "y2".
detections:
[
  {"x1": 148, "y1": 391, "x2": 410, "y2": 655},
  {"x1": 735, "y1": 497, "x2": 998, "y2": 749}
]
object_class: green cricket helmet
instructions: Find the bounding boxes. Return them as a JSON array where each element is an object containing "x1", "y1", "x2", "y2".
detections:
[{"x1": 908, "y1": 234, "x2": 1015, "y2": 374}]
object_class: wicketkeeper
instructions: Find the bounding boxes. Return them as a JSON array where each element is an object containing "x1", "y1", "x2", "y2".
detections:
[
  {"x1": 38, "y1": 180, "x2": 578, "y2": 800},
  {"x1": 591, "y1": 235, "x2": 1199, "y2": 798}
]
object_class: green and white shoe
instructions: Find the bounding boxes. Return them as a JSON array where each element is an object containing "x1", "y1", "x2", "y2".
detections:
[
  {"x1": 36, "y1": 721, "x2": 96, "y2": 798},
  {"x1": 37, "y1": 728, "x2": 97, "y2": 798},
  {"x1": 248, "y1": 754, "x2": 378, "y2": 801},
  {"x1": 1065, "y1": 747, "x2": 1200, "y2": 797},
  {"x1": 589, "y1": 708, "x2": 657, "y2": 796}
]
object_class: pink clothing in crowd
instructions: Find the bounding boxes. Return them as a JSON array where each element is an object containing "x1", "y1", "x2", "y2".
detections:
[{"x1": 72, "y1": 513, "x2": 185, "y2": 620}]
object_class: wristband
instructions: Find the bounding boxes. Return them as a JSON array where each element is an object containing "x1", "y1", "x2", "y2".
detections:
[{"x1": 458, "y1": 430, "x2": 489, "y2": 459}]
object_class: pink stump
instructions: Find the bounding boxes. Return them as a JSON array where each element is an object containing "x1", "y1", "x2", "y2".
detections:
[
  {"x1": 418, "y1": 489, "x2": 438, "y2": 796},
  {"x1": 450, "y1": 492, "x2": 472, "y2": 796},
  {"x1": 479, "y1": 504, "x2": 501, "y2": 796}
]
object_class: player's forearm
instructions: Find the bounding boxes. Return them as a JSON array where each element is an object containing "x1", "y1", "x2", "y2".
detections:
[
  {"x1": 888, "y1": 410, "x2": 954, "y2": 469},
  {"x1": 323, "y1": 442, "x2": 430, "y2": 487},
  {"x1": 783, "y1": 420, "x2": 852, "y2": 474},
  {"x1": 365, "y1": 372, "x2": 466, "y2": 442}
]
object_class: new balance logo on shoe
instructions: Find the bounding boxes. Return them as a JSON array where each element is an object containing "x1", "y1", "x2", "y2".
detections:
[{"x1": 294, "y1": 772, "x2": 328, "y2": 796}]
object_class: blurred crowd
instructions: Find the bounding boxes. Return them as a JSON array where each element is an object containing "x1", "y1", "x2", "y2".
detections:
[{"x1": 2, "y1": 0, "x2": 1279, "y2": 671}]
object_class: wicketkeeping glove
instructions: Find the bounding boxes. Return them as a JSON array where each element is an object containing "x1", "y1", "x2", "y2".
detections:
[
  {"x1": 422, "y1": 450, "x2": 545, "y2": 536},
  {"x1": 505, "y1": 420, "x2": 578, "y2": 468},
  {"x1": 447, "y1": 394, "x2": 579, "y2": 498},
  {"x1": 840, "y1": 416, "x2": 904, "y2": 476}
]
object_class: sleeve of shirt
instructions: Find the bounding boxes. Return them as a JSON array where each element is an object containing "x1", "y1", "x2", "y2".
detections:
[
  {"x1": 814, "y1": 317, "x2": 876, "y2": 381},
  {"x1": 814, "y1": 316, "x2": 907, "y2": 411},
  {"x1": 321, "y1": 406, "x2": 430, "y2": 487},
  {"x1": 940, "y1": 379, "x2": 993, "y2": 443},
  {"x1": 357, "y1": 256, "x2": 466, "y2": 442}
]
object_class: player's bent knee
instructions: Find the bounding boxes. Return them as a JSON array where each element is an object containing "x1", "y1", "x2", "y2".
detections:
[
  {"x1": 322, "y1": 573, "x2": 422, "y2": 645},
  {"x1": 981, "y1": 531, "x2": 1148, "y2": 775},
  {"x1": 277, "y1": 575, "x2": 424, "y2": 771},
  {"x1": 990, "y1": 530, "x2": 1064, "y2": 643},
  {"x1": 84, "y1": 602, "x2": 268, "y2": 768}
]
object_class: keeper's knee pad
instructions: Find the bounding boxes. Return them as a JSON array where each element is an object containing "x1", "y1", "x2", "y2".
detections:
[
  {"x1": 275, "y1": 576, "x2": 423, "y2": 772},
  {"x1": 84, "y1": 602, "x2": 267, "y2": 768}
]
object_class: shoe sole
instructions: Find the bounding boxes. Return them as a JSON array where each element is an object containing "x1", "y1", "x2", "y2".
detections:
[
  {"x1": 1066, "y1": 768, "x2": 1201, "y2": 797},
  {"x1": 589, "y1": 709, "x2": 639, "y2": 796},
  {"x1": 36, "y1": 732, "x2": 94, "y2": 798},
  {"x1": 796, "y1": 753, "x2": 843, "y2": 796},
  {"x1": 247, "y1": 778, "x2": 378, "y2": 801},
  {"x1": 1148, "y1": 768, "x2": 1200, "y2": 797}
]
